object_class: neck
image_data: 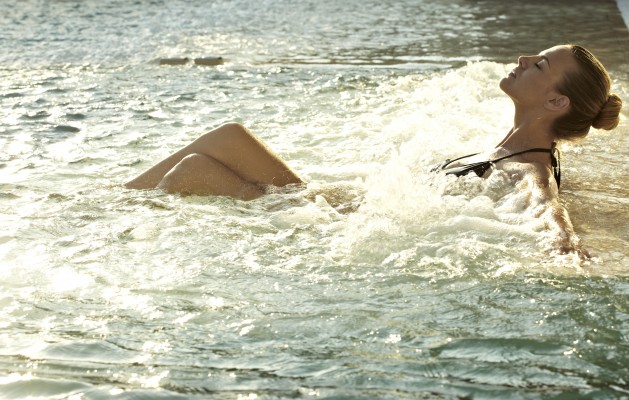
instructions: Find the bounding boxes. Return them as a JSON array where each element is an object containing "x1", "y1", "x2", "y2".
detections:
[{"x1": 497, "y1": 108, "x2": 556, "y2": 153}]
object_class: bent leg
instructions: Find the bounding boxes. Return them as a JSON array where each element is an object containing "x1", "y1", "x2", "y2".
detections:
[
  {"x1": 125, "y1": 123, "x2": 302, "y2": 190},
  {"x1": 157, "y1": 153, "x2": 265, "y2": 200}
]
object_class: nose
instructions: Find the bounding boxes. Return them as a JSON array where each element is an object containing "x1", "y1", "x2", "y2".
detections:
[
  {"x1": 517, "y1": 55, "x2": 536, "y2": 69},
  {"x1": 517, "y1": 56, "x2": 527, "y2": 68}
]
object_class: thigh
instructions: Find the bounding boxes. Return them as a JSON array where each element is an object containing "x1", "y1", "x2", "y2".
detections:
[
  {"x1": 190, "y1": 123, "x2": 303, "y2": 186},
  {"x1": 125, "y1": 123, "x2": 303, "y2": 191}
]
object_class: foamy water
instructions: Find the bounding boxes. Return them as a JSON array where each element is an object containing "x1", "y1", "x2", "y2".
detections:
[{"x1": 1, "y1": 0, "x2": 628, "y2": 398}]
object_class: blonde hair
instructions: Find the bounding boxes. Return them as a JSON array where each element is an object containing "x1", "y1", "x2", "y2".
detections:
[{"x1": 553, "y1": 45, "x2": 622, "y2": 140}]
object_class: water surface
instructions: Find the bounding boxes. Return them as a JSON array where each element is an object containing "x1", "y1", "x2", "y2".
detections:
[{"x1": 1, "y1": 0, "x2": 628, "y2": 399}]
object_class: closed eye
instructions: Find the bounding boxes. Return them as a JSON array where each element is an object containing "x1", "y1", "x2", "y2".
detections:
[{"x1": 535, "y1": 62, "x2": 542, "y2": 70}]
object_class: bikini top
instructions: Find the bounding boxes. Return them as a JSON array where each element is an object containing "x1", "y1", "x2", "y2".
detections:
[{"x1": 431, "y1": 143, "x2": 561, "y2": 187}]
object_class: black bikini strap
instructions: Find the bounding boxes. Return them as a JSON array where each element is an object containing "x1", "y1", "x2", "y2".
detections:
[
  {"x1": 489, "y1": 144, "x2": 561, "y2": 188},
  {"x1": 443, "y1": 152, "x2": 480, "y2": 165},
  {"x1": 441, "y1": 147, "x2": 554, "y2": 166},
  {"x1": 551, "y1": 143, "x2": 561, "y2": 188},
  {"x1": 430, "y1": 152, "x2": 478, "y2": 172},
  {"x1": 488, "y1": 147, "x2": 552, "y2": 163},
  {"x1": 434, "y1": 143, "x2": 561, "y2": 187}
]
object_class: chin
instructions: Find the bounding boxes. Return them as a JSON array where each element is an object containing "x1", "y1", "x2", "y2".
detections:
[{"x1": 498, "y1": 77, "x2": 511, "y2": 95}]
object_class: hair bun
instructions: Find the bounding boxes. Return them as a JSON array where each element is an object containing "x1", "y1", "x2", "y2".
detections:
[{"x1": 592, "y1": 93, "x2": 623, "y2": 130}]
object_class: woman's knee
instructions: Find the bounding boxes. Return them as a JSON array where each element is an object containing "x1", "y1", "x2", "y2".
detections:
[
  {"x1": 219, "y1": 122, "x2": 248, "y2": 134},
  {"x1": 157, "y1": 153, "x2": 206, "y2": 193},
  {"x1": 156, "y1": 153, "x2": 265, "y2": 199},
  {"x1": 174, "y1": 153, "x2": 208, "y2": 172},
  {"x1": 197, "y1": 122, "x2": 254, "y2": 146}
]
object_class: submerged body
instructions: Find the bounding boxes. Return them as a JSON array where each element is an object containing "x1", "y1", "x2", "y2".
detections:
[
  {"x1": 4, "y1": 2, "x2": 629, "y2": 398},
  {"x1": 126, "y1": 45, "x2": 622, "y2": 258}
]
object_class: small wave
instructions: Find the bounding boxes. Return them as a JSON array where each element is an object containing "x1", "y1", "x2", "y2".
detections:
[
  {"x1": 54, "y1": 125, "x2": 81, "y2": 133},
  {"x1": 65, "y1": 112, "x2": 87, "y2": 121},
  {"x1": 20, "y1": 111, "x2": 51, "y2": 120}
]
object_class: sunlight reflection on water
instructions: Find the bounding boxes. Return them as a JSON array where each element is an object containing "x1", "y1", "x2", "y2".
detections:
[{"x1": 0, "y1": 0, "x2": 628, "y2": 398}]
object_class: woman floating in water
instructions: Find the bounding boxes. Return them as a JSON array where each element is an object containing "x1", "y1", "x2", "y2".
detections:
[{"x1": 126, "y1": 45, "x2": 622, "y2": 256}]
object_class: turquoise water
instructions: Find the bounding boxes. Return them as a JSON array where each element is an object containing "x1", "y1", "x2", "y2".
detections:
[{"x1": 1, "y1": 0, "x2": 628, "y2": 398}]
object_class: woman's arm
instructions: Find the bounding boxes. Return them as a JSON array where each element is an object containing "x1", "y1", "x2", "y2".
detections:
[{"x1": 520, "y1": 164, "x2": 590, "y2": 259}]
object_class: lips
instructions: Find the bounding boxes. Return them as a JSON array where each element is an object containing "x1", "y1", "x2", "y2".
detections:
[{"x1": 509, "y1": 69, "x2": 517, "y2": 78}]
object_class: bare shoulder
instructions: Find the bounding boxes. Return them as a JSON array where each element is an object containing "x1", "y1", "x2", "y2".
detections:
[
  {"x1": 499, "y1": 161, "x2": 558, "y2": 199},
  {"x1": 497, "y1": 160, "x2": 587, "y2": 258}
]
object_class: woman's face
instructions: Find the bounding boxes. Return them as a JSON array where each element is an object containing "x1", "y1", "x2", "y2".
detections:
[{"x1": 500, "y1": 45, "x2": 577, "y2": 109}]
